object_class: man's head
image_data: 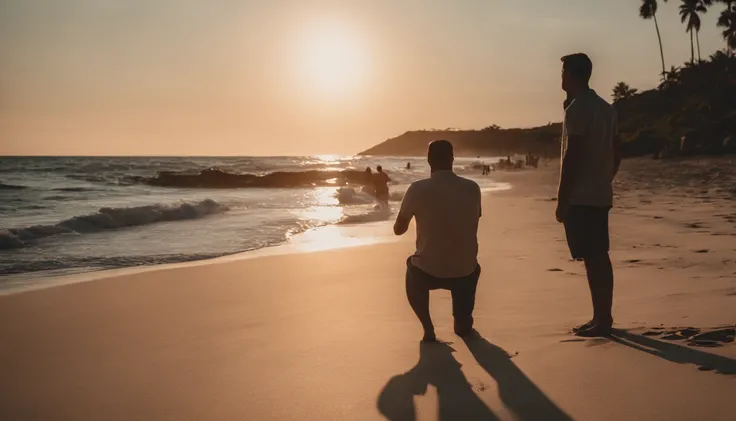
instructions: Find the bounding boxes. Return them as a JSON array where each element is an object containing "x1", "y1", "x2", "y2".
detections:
[
  {"x1": 427, "y1": 140, "x2": 454, "y2": 172},
  {"x1": 377, "y1": 165, "x2": 383, "y2": 173},
  {"x1": 561, "y1": 53, "x2": 592, "y2": 94}
]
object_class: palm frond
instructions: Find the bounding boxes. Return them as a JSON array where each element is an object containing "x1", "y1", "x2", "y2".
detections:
[{"x1": 640, "y1": 0, "x2": 658, "y2": 18}]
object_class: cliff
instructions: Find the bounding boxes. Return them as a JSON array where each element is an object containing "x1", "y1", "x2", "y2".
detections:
[{"x1": 358, "y1": 124, "x2": 563, "y2": 157}]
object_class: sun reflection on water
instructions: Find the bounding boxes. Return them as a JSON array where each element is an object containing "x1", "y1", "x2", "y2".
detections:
[
  {"x1": 314, "y1": 154, "x2": 341, "y2": 164},
  {"x1": 290, "y1": 225, "x2": 370, "y2": 252}
]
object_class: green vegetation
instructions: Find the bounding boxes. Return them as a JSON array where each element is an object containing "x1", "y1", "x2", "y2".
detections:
[
  {"x1": 612, "y1": 82, "x2": 639, "y2": 102},
  {"x1": 616, "y1": 0, "x2": 736, "y2": 157},
  {"x1": 614, "y1": 51, "x2": 736, "y2": 157}
]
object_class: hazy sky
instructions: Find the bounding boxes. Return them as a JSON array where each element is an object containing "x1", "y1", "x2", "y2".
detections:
[{"x1": 0, "y1": 0, "x2": 728, "y2": 156}]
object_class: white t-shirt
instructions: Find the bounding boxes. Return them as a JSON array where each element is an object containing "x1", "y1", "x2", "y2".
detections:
[
  {"x1": 560, "y1": 89, "x2": 618, "y2": 207},
  {"x1": 398, "y1": 171, "x2": 481, "y2": 278}
]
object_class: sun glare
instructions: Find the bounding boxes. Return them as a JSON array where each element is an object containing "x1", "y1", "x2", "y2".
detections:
[{"x1": 297, "y1": 20, "x2": 369, "y2": 99}]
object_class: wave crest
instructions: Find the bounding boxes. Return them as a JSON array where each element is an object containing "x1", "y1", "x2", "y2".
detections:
[
  {"x1": 338, "y1": 205, "x2": 392, "y2": 225},
  {"x1": 335, "y1": 187, "x2": 405, "y2": 205},
  {"x1": 0, "y1": 199, "x2": 228, "y2": 250},
  {"x1": 0, "y1": 182, "x2": 27, "y2": 190}
]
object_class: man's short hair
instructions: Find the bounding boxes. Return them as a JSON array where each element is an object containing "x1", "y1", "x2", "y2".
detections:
[
  {"x1": 428, "y1": 140, "x2": 454, "y2": 166},
  {"x1": 561, "y1": 53, "x2": 592, "y2": 83},
  {"x1": 377, "y1": 165, "x2": 383, "y2": 172}
]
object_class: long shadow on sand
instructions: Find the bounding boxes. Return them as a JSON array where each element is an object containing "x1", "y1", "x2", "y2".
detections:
[
  {"x1": 377, "y1": 336, "x2": 574, "y2": 421},
  {"x1": 377, "y1": 341, "x2": 499, "y2": 421},
  {"x1": 463, "y1": 335, "x2": 574, "y2": 421},
  {"x1": 611, "y1": 329, "x2": 736, "y2": 375}
]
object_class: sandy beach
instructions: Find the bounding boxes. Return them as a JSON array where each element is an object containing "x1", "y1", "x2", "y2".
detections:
[{"x1": 1, "y1": 158, "x2": 734, "y2": 421}]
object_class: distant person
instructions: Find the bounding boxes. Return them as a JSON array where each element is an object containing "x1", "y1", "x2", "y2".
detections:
[
  {"x1": 406, "y1": 162, "x2": 411, "y2": 170},
  {"x1": 362, "y1": 167, "x2": 375, "y2": 196},
  {"x1": 557, "y1": 53, "x2": 621, "y2": 337},
  {"x1": 394, "y1": 140, "x2": 482, "y2": 342},
  {"x1": 373, "y1": 165, "x2": 391, "y2": 205}
]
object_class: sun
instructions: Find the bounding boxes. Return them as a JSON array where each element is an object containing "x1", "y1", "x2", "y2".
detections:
[{"x1": 296, "y1": 21, "x2": 369, "y2": 98}]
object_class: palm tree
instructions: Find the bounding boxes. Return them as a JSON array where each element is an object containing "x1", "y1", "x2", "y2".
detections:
[
  {"x1": 716, "y1": 1, "x2": 736, "y2": 52},
  {"x1": 659, "y1": 65, "x2": 683, "y2": 89},
  {"x1": 640, "y1": 0, "x2": 669, "y2": 79},
  {"x1": 680, "y1": 0, "x2": 709, "y2": 63},
  {"x1": 612, "y1": 82, "x2": 639, "y2": 101}
]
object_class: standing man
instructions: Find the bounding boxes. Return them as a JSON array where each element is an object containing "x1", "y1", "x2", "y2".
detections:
[
  {"x1": 557, "y1": 53, "x2": 621, "y2": 337},
  {"x1": 394, "y1": 140, "x2": 482, "y2": 342},
  {"x1": 373, "y1": 165, "x2": 391, "y2": 207}
]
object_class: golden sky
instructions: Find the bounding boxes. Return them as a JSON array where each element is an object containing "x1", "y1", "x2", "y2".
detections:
[{"x1": 0, "y1": 0, "x2": 728, "y2": 156}]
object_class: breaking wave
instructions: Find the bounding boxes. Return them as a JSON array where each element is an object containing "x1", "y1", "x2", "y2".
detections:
[
  {"x1": 338, "y1": 205, "x2": 392, "y2": 225},
  {"x1": 335, "y1": 187, "x2": 405, "y2": 205},
  {"x1": 0, "y1": 199, "x2": 229, "y2": 250},
  {"x1": 0, "y1": 182, "x2": 27, "y2": 190}
]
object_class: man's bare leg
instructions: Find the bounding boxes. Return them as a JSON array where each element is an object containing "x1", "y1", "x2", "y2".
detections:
[
  {"x1": 577, "y1": 251, "x2": 614, "y2": 337},
  {"x1": 405, "y1": 269, "x2": 436, "y2": 342}
]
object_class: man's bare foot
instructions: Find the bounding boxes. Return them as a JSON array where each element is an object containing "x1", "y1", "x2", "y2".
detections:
[
  {"x1": 575, "y1": 318, "x2": 613, "y2": 337},
  {"x1": 572, "y1": 319, "x2": 595, "y2": 333}
]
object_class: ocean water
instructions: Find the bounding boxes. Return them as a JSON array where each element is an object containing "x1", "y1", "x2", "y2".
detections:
[{"x1": 0, "y1": 155, "x2": 505, "y2": 289}]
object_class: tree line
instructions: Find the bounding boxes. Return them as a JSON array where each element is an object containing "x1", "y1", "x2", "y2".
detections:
[{"x1": 638, "y1": 0, "x2": 735, "y2": 79}]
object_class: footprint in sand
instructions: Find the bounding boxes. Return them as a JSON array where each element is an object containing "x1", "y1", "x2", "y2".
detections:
[
  {"x1": 624, "y1": 259, "x2": 642, "y2": 264},
  {"x1": 642, "y1": 326, "x2": 735, "y2": 348},
  {"x1": 684, "y1": 222, "x2": 704, "y2": 229},
  {"x1": 661, "y1": 327, "x2": 700, "y2": 341},
  {"x1": 694, "y1": 249, "x2": 710, "y2": 254},
  {"x1": 688, "y1": 328, "x2": 736, "y2": 346},
  {"x1": 547, "y1": 268, "x2": 564, "y2": 272},
  {"x1": 473, "y1": 381, "x2": 489, "y2": 392}
]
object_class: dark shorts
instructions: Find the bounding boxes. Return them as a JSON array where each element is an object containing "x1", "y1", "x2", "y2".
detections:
[
  {"x1": 405, "y1": 258, "x2": 481, "y2": 320},
  {"x1": 563, "y1": 206, "x2": 611, "y2": 260}
]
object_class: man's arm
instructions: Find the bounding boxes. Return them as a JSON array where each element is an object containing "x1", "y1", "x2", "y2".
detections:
[
  {"x1": 476, "y1": 183, "x2": 482, "y2": 218},
  {"x1": 612, "y1": 133, "x2": 622, "y2": 179},
  {"x1": 612, "y1": 112, "x2": 622, "y2": 178},
  {"x1": 393, "y1": 185, "x2": 414, "y2": 236},
  {"x1": 557, "y1": 104, "x2": 588, "y2": 222},
  {"x1": 557, "y1": 135, "x2": 584, "y2": 204},
  {"x1": 393, "y1": 213, "x2": 411, "y2": 236}
]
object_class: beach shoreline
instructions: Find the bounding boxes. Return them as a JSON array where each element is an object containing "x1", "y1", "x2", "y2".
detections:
[
  {"x1": 0, "y1": 155, "x2": 509, "y2": 290},
  {"x1": 0, "y1": 219, "x2": 403, "y2": 296},
  {"x1": 0, "y1": 177, "x2": 510, "y2": 296}
]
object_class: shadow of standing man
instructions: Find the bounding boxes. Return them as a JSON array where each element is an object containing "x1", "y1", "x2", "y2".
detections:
[{"x1": 463, "y1": 334, "x2": 574, "y2": 421}]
